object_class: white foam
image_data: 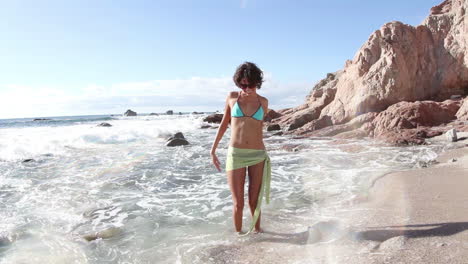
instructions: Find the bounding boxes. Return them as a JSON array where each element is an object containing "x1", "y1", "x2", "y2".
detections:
[{"x1": 0, "y1": 115, "x2": 203, "y2": 161}]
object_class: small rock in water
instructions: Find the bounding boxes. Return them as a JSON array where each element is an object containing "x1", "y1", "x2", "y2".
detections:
[
  {"x1": 97, "y1": 122, "x2": 112, "y2": 127},
  {"x1": 166, "y1": 132, "x2": 189, "y2": 147},
  {"x1": 451, "y1": 158, "x2": 458, "y2": 162},
  {"x1": 166, "y1": 138, "x2": 189, "y2": 147},
  {"x1": 22, "y1": 159, "x2": 35, "y2": 163},
  {"x1": 201, "y1": 125, "x2": 211, "y2": 129},
  {"x1": 83, "y1": 227, "x2": 122, "y2": 242},
  {"x1": 174, "y1": 132, "x2": 184, "y2": 139},
  {"x1": 149, "y1": 113, "x2": 159, "y2": 116},
  {"x1": 273, "y1": 131, "x2": 283, "y2": 136},
  {"x1": 124, "y1": 109, "x2": 137, "y2": 116},
  {"x1": 203, "y1": 114, "x2": 223, "y2": 123},
  {"x1": 166, "y1": 110, "x2": 174, "y2": 115}
]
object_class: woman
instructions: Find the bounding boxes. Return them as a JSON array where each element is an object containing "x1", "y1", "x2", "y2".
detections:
[{"x1": 210, "y1": 62, "x2": 271, "y2": 235}]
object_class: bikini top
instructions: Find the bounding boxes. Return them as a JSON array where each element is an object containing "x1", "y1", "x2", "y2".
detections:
[{"x1": 231, "y1": 93, "x2": 264, "y2": 121}]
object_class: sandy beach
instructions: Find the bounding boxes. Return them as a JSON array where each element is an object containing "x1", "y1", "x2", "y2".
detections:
[{"x1": 200, "y1": 135, "x2": 468, "y2": 264}]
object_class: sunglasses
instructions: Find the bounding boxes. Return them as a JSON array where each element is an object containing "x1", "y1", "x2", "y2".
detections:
[{"x1": 239, "y1": 83, "x2": 257, "y2": 89}]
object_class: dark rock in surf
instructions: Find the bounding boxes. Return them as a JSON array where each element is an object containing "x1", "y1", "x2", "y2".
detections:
[
  {"x1": 166, "y1": 138, "x2": 189, "y2": 147},
  {"x1": 149, "y1": 113, "x2": 159, "y2": 116},
  {"x1": 22, "y1": 159, "x2": 35, "y2": 163},
  {"x1": 124, "y1": 109, "x2": 137, "y2": 116},
  {"x1": 97, "y1": 122, "x2": 112, "y2": 127},
  {"x1": 166, "y1": 110, "x2": 174, "y2": 115},
  {"x1": 203, "y1": 114, "x2": 223, "y2": 123},
  {"x1": 267, "y1": 124, "x2": 281, "y2": 131},
  {"x1": 83, "y1": 227, "x2": 122, "y2": 242},
  {"x1": 264, "y1": 109, "x2": 282, "y2": 122},
  {"x1": 166, "y1": 132, "x2": 189, "y2": 147},
  {"x1": 33, "y1": 118, "x2": 51, "y2": 121}
]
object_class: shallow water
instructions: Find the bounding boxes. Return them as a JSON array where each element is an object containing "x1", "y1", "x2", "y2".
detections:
[{"x1": 0, "y1": 114, "x2": 448, "y2": 263}]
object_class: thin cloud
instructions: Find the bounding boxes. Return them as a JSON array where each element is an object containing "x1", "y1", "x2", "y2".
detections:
[{"x1": 0, "y1": 74, "x2": 311, "y2": 119}]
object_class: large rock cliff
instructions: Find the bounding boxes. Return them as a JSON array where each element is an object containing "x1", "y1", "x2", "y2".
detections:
[{"x1": 274, "y1": 0, "x2": 468, "y2": 144}]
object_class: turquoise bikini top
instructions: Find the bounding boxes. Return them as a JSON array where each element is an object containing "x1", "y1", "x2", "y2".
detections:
[{"x1": 231, "y1": 93, "x2": 264, "y2": 121}]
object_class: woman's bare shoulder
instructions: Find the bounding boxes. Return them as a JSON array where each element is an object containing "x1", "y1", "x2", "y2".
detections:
[
  {"x1": 227, "y1": 91, "x2": 239, "y2": 99},
  {"x1": 258, "y1": 95, "x2": 268, "y2": 105}
]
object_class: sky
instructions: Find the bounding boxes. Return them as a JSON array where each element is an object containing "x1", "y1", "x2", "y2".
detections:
[{"x1": 0, "y1": 0, "x2": 442, "y2": 119}]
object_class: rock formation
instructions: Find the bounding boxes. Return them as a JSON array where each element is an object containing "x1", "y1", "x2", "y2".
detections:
[
  {"x1": 275, "y1": 0, "x2": 468, "y2": 144},
  {"x1": 166, "y1": 132, "x2": 189, "y2": 147},
  {"x1": 203, "y1": 114, "x2": 223, "y2": 123},
  {"x1": 97, "y1": 122, "x2": 112, "y2": 127},
  {"x1": 124, "y1": 109, "x2": 137, "y2": 116},
  {"x1": 457, "y1": 97, "x2": 468, "y2": 120}
]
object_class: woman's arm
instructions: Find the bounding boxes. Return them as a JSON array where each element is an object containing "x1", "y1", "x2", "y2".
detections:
[
  {"x1": 210, "y1": 93, "x2": 232, "y2": 171},
  {"x1": 262, "y1": 97, "x2": 269, "y2": 120}
]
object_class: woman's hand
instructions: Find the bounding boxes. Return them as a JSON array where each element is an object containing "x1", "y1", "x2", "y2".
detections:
[{"x1": 211, "y1": 152, "x2": 221, "y2": 172}]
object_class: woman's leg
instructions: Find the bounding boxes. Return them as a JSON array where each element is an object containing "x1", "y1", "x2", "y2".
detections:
[
  {"x1": 248, "y1": 160, "x2": 265, "y2": 232},
  {"x1": 227, "y1": 167, "x2": 246, "y2": 232}
]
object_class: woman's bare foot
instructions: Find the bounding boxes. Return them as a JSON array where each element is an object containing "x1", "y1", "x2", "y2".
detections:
[{"x1": 253, "y1": 228, "x2": 263, "y2": 234}]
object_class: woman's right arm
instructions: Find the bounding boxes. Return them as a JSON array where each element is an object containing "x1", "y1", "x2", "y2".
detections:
[{"x1": 210, "y1": 93, "x2": 232, "y2": 171}]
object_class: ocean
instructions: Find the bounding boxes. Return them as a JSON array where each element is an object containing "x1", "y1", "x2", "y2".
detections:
[{"x1": 0, "y1": 113, "x2": 446, "y2": 263}]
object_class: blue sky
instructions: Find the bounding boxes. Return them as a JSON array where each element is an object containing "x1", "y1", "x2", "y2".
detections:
[{"x1": 0, "y1": 0, "x2": 442, "y2": 118}]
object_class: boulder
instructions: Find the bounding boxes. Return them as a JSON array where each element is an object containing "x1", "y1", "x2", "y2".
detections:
[
  {"x1": 166, "y1": 132, "x2": 189, "y2": 147},
  {"x1": 203, "y1": 114, "x2": 223, "y2": 123},
  {"x1": 83, "y1": 227, "x2": 122, "y2": 242},
  {"x1": 264, "y1": 109, "x2": 282, "y2": 122},
  {"x1": 173, "y1": 132, "x2": 184, "y2": 139},
  {"x1": 299, "y1": 112, "x2": 378, "y2": 137},
  {"x1": 376, "y1": 128, "x2": 444, "y2": 145},
  {"x1": 370, "y1": 100, "x2": 460, "y2": 137},
  {"x1": 166, "y1": 110, "x2": 173, "y2": 115},
  {"x1": 266, "y1": 124, "x2": 281, "y2": 131},
  {"x1": 456, "y1": 97, "x2": 468, "y2": 120},
  {"x1": 166, "y1": 138, "x2": 189, "y2": 147},
  {"x1": 124, "y1": 109, "x2": 137, "y2": 116}
]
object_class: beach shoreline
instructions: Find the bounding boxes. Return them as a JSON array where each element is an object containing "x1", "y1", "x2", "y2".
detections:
[{"x1": 201, "y1": 137, "x2": 468, "y2": 264}]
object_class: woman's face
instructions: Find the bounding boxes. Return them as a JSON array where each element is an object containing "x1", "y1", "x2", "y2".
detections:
[{"x1": 239, "y1": 78, "x2": 257, "y2": 96}]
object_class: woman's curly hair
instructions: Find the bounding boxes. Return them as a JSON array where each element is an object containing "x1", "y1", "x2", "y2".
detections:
[{"x1": 233, "y1": 62, "x2": 264, "y2": 89}]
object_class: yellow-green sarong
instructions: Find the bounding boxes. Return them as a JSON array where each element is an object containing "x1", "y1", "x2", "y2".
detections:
[{"x1": 226, "y1": 146, "x2": 271, "y2": 235}]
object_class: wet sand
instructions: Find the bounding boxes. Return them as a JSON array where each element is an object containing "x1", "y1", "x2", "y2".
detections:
[{"x1": 198, "y1": 136, "x2": 468, "y2": 264}]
